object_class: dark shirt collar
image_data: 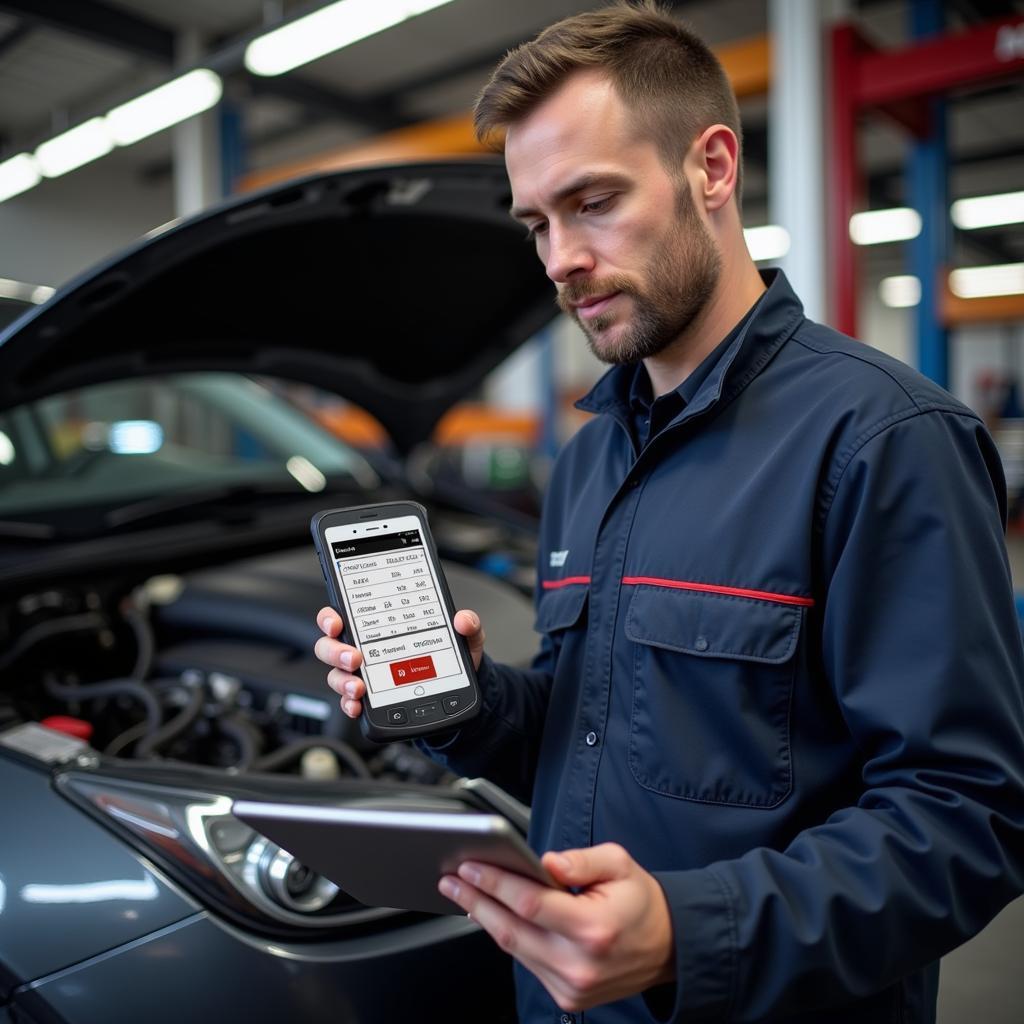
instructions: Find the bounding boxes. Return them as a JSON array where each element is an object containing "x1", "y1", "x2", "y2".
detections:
[
  {"x1": 577, "y1": 268, "x2": 804, "y2": 421},
  {"x1": 626, "y1": 294, "x2": 764, "y2": 416},
  {"x1": 624, "y1": 296, "x2": 762, "y2": 450}
]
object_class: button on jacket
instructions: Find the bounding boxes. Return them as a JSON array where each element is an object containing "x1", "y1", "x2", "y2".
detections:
[{"x1": 426, "y1": 270, "x2": 1024, "y2": 1023}]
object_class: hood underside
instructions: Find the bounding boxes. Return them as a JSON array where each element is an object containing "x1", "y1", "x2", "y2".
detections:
[{"x1": 0, "y1": 160, "x2": 557, "y2": 454}]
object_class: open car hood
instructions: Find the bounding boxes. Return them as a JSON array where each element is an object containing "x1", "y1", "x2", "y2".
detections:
[{"x1": 0, "y1": 160, "x2": 556, "y2": 454}]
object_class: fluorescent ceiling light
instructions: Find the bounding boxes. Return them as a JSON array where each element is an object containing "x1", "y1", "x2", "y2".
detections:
[
  {"x1": 744, "y1": 224, "x2": 790, "y2": 262},
  {"x1": 951, "y1": 190, "x2": 1024, "y2": 230},
  {"x1": 879, "y1": 275, "x2": 921, "y2": 308},
  {"x1": 35, "y1": 118, "x2": 113, "y2": 178},
  {"x1": 245, "y1": 0, "x2": 456, "y2": 77},
  {"x1": 849, "y1": 207, "x2": 921, "y2": 245},
  {"x1": 949, "y1": 263, "x2": 1024, "y2": 299},
  {"x1": 0, "y1": 153, "x2": 41, "y2": 203},
  {"x1": 0, "y1": 276, "x2": 54, "y2": 303},
  {"x1": 286, "y1": 455, "x2": 327, "y2": 492},
  {"x1": 106, "y1": 69, "x2": 223, "y2": 146}
]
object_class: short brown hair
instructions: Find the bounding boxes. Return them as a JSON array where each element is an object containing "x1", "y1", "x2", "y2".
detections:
[{"x1": 474, "y1": 0, "x2": 744, "y2": 201}]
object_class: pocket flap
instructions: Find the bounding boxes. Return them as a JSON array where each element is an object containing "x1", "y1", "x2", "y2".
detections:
[
  {"x1": 624, "y1": 585, "x2": 801, "y2": 663},
  {"x1": 534, "y1": 584, "x2": 589, "y2": 633}
]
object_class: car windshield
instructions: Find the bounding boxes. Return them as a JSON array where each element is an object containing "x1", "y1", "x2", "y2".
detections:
[{"x1": 0, "y1": 372, "x2": 381, "y2": 519}]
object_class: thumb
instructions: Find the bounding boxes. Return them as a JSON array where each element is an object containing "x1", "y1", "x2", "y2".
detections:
[
  {"x1": 453, "y1": 609, "x2": 485, "y2": 670},
  {"x1": 542, "y1": 843, "x2": 632, "y2": 887}
]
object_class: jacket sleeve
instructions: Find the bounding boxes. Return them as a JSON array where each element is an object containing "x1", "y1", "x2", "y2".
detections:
[
  {"x1": 653, "y1": 409, "x2": 1024, "y2": 1022},
  {"x1": 416, "y1": 639, "x2": 557, "y2": 804}
]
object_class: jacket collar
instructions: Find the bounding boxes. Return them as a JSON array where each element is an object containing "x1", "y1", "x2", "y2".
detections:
[{"x1": 575, "y1": 269, "x2": 805, "y2": 424}]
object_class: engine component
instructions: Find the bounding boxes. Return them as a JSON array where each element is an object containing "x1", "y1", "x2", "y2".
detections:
[
  {"x1": 254, "y1": 736, "x2": 369, "y2": 778},
  {"x1": 40, "y1": 715, "x2": 94, "y2": 742},
  {"x1": 155, "y1": 639, "x2": 357, "y2": 746},
  {"x1": 301, "y1": 746, "x2": 340, "y2": 780}
]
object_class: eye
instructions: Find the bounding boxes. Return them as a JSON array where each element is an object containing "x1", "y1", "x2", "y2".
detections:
[
  {"x1": 525, "y1": 221, "x2": 548, "y2": 242},
  {"x1": 581, "y1": 194, "x2": 614, "y2": 215}
]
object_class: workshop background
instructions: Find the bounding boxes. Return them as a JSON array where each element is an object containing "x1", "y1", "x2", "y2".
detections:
[{"x1": 0, "y1": 1, "x2": 1022, "y2": 1022}]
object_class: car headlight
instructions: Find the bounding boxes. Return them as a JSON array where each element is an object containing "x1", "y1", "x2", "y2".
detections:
[{"x1": 56, "y1": 765, "x2": 402, "y2": 937}]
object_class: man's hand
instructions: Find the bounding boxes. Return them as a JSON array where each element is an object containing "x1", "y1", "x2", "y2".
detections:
[
  {"x1": 439, "y1": 843, "x2": 675, "y2": 1013},
  {"x1": 314, "y1": 606, "x2": 486, "y2": 719}
]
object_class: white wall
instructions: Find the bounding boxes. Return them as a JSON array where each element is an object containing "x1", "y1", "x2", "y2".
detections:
[
  {"x1": 952, "y1": 323, "x2": 1024, "y2": 416},
  {"x1": 856, "y1": 279, "x2": 1024, "y2": 424},
  {"x1": 0, "y1": 151, "x2": 173, "y2": 289},
  {"x1": 859, "y1": 284, "x2": 913, "y2": 366}
]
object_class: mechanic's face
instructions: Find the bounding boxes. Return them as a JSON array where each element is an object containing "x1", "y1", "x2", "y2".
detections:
[{"x1": 506, "y1": 71, "x2": 721, "y2": 364}]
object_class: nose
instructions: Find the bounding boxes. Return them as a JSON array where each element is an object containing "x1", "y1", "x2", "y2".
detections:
[{"x1": 542, "y1": 223, "x2": 594, "y2": 284}]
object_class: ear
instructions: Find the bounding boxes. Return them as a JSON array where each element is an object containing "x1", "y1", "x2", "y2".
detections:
[{"x1": 692, "y1": 124, "x2": 739, "y2": 213}]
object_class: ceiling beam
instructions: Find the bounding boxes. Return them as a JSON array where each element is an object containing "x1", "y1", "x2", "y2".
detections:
[
  {"x1": 0, "y1": 0, "x2": 408, "y2": 137},
  {"x1": 867, "y1": 137, "x2": 1024, "y2": 206},
  {"x1": 0, "y1": 0, "x2": 173, "y2": 62},
  {"x1": 374, "y1": 35, "x2": 531, "y2": 104},
  {"x1": 373, "y1": 0, "x2": 713, "y2": 107},
  {"x1": 946, "y1": 0, "x2": 1018, "y2": 25},
  {"x1": 0, "y1": 19, "x2": 31, "y2": 61},
  {"x1": 244, "y1": 73, "x2": 412, "y2": 133},
  {"x1": 957, "y1": 230, "x2": 1020, "y2": 267}
]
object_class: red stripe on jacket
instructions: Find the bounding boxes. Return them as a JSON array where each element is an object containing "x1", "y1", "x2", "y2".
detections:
[{"x1": 621, "y1": 576, "x2": 814, "y2": 607}]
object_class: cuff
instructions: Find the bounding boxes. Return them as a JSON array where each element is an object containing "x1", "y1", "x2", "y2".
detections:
[
  {"x1": 416, "y1": 653, "x2": 498, "y2": 756},
  {"x1": 648, "y1": 867, "x2": 737, "y2": 1022}
]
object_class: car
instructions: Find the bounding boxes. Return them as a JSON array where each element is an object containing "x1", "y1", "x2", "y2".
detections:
[{"x1": 0, "y1": 160, "x2": 556, "y2": 1024}]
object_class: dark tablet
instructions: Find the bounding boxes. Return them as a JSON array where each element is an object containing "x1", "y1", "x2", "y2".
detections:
[{"x1": 232, "y1": 797, "x2": 559, "y2": 915}]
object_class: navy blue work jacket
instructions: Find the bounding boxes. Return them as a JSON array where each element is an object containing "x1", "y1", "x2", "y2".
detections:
[{"x1": 426, "y1": 270, "x2": 1024, "y2": 1023}]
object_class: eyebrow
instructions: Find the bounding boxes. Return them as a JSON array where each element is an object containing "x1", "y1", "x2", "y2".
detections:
[{"x1": 509, "y1": 172, "x2": 631, "y2": 222}]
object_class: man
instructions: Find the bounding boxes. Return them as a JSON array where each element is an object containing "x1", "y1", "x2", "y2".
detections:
[{"x1": 315, "y1": 3, "x2": 1024, "y2": 1021}]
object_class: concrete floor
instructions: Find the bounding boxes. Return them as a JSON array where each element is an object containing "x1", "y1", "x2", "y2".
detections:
[{"x1": 938, "y1": 895, "x2": 1024, "y2": 1022}]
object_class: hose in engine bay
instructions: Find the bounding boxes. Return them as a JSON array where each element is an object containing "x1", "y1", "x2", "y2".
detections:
[
  {"x1": 0, "y1": 613, "x2": 106, "y2": 672},
  {"x1": 254, "y1": 736, "x2": 371, "y2": 778},
  {"x1": 134, "y1": 680, "x2": 206, "y2": 759},
  {"x1": 44, "y1": 674, "x2": 162, "y2": 736},
  {"x1": 218, "y1": 711, "x2": 263, "y2": 771}
]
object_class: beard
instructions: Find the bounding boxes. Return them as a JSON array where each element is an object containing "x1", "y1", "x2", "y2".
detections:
[{"x1": 558, "y1": 185, "x2": 721, "y2": 365}]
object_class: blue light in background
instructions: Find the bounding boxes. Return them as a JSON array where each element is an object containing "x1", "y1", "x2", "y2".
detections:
[{"x1": 108, "y1": 420, "x2": 163, "y2": 455}]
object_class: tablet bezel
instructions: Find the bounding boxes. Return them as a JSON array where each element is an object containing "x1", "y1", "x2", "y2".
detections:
[{"x1": 232, "y1": 798, "x2": 558, "y2": 916}]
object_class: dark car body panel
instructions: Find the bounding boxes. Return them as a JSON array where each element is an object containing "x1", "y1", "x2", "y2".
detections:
[
  {"x1": 0, "y1": 754, "x2": 195, "y2": 998},
  {"x1": 17, "y1": 912, "x2": 514, "y2": 1024},
  {"x1": 0, "y1": 161, "x2": 555, "y2": 455}
]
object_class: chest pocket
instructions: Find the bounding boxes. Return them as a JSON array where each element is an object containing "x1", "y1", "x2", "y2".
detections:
[
  {"x1": 624, "y1": 585, "x2": 801, "y2": 808},
  {"x1": 534, "y1": 584, "x2": 589, "y2": 634}
]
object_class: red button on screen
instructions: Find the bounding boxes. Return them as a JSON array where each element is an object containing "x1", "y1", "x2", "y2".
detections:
[{"x1": 390, "y1": 655, "x2": 437, "y2": 685}]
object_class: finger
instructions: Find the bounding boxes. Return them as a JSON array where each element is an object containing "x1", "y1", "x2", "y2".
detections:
[
  {"x1": 542, "y1": 843, "x2": 632, "y2": 888},
  {"x1": 438, "y1": 875, "x2": 558, "y2": 967},
  {"x1": 441, "y1": 876, "x2": 606, "y2": 1015},
  {"x1": 455, "y1": 861, "x2": 586, "y2": 934},
  {"x1": 314, "y1": 636, "x2": 363, "y2": 672},
  {"x1": 316, "y1": 607, "x2": 344, "y2": 636},
  {"x1": 326, "y1": 668, "x2": 365, "y2": 700},
  {"x1": 453, "y1": 609, "x2": 485, "y2": 670},
  {"x1": 340, "y1": 698, "x2": 363, "y2": 719}
]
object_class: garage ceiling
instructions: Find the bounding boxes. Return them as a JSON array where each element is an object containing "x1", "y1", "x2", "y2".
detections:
[{"x1": 0, "y1": 0, "x2": 1021, "y2": 276}]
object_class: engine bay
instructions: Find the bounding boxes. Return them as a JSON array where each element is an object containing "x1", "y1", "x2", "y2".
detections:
[{"x1": 0, "y1": 541, "x2": 535, "y2": 787}]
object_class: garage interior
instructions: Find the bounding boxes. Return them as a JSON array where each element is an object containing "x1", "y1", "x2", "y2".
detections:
[{"x1": 0, "y1": 2, "x2": 1023, "y2": 1022}]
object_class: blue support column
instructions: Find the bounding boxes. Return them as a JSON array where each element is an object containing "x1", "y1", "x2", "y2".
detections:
[
  {"x1": 538, "y1": 327, "x2": 559, "y2": 458},
  {"x1": 219, "y1": 99, "x2": 246, "y2": 198},
  {"x1": 908, "y1": 0, "x2": 949, "y2": 387}
]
